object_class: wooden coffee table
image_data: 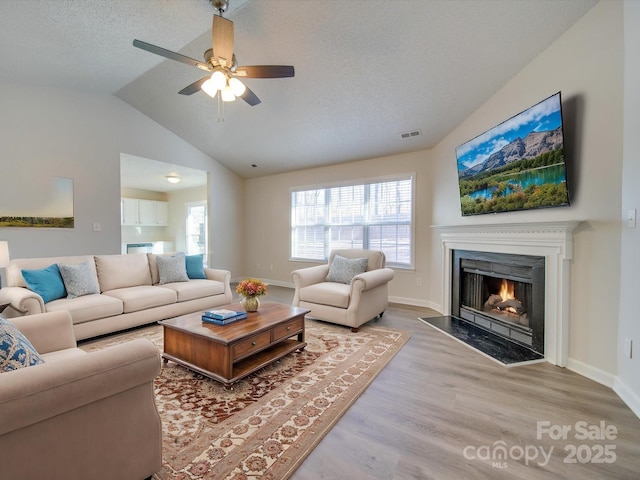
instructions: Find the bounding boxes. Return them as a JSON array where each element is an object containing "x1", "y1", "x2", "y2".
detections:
[{"x1": 159, "y1": 302, "x2": 309, "y2": 388}]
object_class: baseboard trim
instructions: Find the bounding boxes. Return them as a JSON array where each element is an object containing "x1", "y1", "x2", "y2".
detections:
[
  {"x1": 613, "y1": 378, "x2": 640, "y2": 419},
  {"x1": 566, "y1": 357, "x2": 616, "y2": 388},
  {"x1": 388, "y1": 295, "x2": 440, "y2": 311}
]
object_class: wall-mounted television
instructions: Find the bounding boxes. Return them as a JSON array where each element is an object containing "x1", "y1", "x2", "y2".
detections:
[{"x1": 455, "y1": 92, "x2": 570, "y2": 216}]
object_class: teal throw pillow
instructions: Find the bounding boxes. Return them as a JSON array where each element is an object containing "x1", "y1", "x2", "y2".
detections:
[
  {"x1": 326, "y1": 255, "x2": 369, "y2": 284},
  {"x1": 185, "y1": 254, "x2": 207, "y2": 279},
  {"x1": 1, "y1": 314, "x2": 45, "y2": 373},
  {"x1": 21, "y1": 264, "x2": 67, "y2": 303}
]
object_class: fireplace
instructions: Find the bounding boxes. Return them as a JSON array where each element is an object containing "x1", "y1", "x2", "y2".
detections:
[
  {"x1": 435, "y1": 221, "x2": 580, "y2": 366},
  {"x1": 451, "y1": 250, "x2": 545, "y2": 355}
]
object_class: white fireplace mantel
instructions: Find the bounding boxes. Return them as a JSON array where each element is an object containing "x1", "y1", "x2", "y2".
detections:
[{"x1": 433, "y1": 221, "x2": 581, "y2": 367}]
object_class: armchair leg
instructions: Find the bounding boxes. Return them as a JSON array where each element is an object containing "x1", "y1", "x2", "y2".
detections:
[{"x1": 350, "y1": 327, "x2": 359, "y2": 333}]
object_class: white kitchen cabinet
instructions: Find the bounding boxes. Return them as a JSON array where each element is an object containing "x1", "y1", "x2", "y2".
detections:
[
  {"x1": 121, "y1": 198, "x2": 139, "y2": 225},
  {"x1": 121, "y1": 198, "x2": 169, "y2": 226}
]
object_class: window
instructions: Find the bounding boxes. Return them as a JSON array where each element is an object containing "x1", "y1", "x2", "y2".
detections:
[
  {"x1": 291, "y1": 175, "x2": 413, "y2": 267},
  {"x1": 186, "y1": 201, "x2": 207, "y2": 257}
]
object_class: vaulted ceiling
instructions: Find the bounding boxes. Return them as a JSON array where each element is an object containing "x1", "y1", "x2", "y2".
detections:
[{"x1": 1, "y1": 0, "x2": 597, "y2": 181}]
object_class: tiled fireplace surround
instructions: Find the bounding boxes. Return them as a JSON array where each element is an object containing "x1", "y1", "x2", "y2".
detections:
[{"x1": 435, "y1": 221, "x2": 580, "y2": 367}]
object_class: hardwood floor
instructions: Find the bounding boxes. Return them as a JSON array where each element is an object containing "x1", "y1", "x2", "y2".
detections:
[{"x1": 264, "y1": 286, "x2": 640, "y2": 479}]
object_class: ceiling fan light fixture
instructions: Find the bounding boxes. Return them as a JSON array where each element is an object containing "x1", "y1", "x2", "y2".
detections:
[
  {"x1": 210, "y1": 70, "x2": 226, "y2": 90},
  {"x1": 229, "y1": 77, "x2": 246, "y2": 96},
  {"x1": 201, "y1": 79, "x2": 218, "y2": 98},
  {"x1": 221, "y1": 85, "x2": 236, "y2": 102},
  {"x1": 165, "y1": 174, "x2": 181, "y2": 184}
]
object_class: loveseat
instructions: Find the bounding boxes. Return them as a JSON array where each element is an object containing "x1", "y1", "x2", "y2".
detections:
[
  {"x1": 0, "y1": 310, "x2": 162, "y2": 479},
  {"x1": 0, "y1": 253, "x2": 232, "y2": 340}
]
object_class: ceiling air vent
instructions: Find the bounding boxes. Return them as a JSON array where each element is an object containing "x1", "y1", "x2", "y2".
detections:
[{"x1": 400, "y1": 129, "x2": 422, "y2": 139}]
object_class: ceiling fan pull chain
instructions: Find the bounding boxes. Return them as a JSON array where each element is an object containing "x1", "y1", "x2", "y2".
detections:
[{"x1": 217, "y1": 93, "x2": 225, "y2": 123}]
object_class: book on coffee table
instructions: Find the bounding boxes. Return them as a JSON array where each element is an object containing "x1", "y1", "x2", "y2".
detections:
[
  {"x1": 202, "y1": 311, "x2": 247, "y2": 325},
  {"x1": 204, "y1": 309, "x2": 241, "y2": 320}
]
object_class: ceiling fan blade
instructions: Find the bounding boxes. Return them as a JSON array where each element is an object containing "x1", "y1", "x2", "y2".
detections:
[
  {"x1": 212, "y1": 14, "x2": 234, "y2": 68},
  {"x1": 239, "y1": 85, "x2": 261, "y2": 106},
  {"x1": 133, "y1": 39, "x2": 211, "y2": 71},
  {"x1": 235, "y1": 65, "x2": 295, "y2": 78},
  {"x1": 178, "y1": 76, "x2": 210, "y2": 95}
]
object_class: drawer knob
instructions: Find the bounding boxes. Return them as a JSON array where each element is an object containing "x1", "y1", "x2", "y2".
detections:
[
  {"x1": 287, "y1": 326, "x2": 290, "y2": 330},
  {"x1": 252, "y1": 341, "x2": 256, "y2": 346}
]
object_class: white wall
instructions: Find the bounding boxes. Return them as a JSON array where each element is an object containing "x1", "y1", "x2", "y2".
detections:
[
  {"x1": 0, "y1": 83, "x2": 243, "y2": 274},
  {"x1": 615, "y1": 0, "x2": 640, "y2": 416}
]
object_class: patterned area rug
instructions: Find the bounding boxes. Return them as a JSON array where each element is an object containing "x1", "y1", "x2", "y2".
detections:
[{"x1": 80, "y1": 319, "x2": 410, "y2": 479}]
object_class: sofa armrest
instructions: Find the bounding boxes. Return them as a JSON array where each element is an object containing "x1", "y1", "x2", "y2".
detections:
[
  {"x1": 10, "y1": 311, "x2": 77, "y2": 354},
  {"x1": 0, "y1": 286, "x2": 45, "y2": 315},
  {"x1": 291, "y1": 264, "x2": 330, "y2": 289},
  {"x1": 0, "y1": 339, "x2": 161, "y2": 437},
  {"x1": 205, "y1": 267, "x2": 230, "y2": 283},
  {"x1": 351, "y1": 267, "x2": 395, "y2": 292},
  {"x1": 205, "y1": 268, "x2": 232, "y2": 302}
]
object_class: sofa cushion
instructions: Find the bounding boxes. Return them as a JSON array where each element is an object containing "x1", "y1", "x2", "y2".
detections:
[
  {"x1": 102, "y1": 286, "x2": 177, "y2": 314},
  {"x1": 326, "y1": 255, "x2": 368, "y2": 284},
  {"x1": 161, "y1": 279, "x2": 226, "y2": 302},
  {"x1": 45, "y1": 294, "x2": 124, "y2": 325},
  {"x1": 58, "y1": 261, "x2": 100, "y2": 299},
  {"x1": 299, "y1": 282, "x2": 351, "y2": 309},
  {"x1": 1, "y1": 315, "x2": 45, "y2": 372},
  {"x1": 95, "y1": 254, "x2": 152, "y2": 292},
  {"x1": 21, "y1": 264, "x2": 67, "y2": 303},
  {"x1": 157, "y1": 255, "x2": 189, "y2": 284},
  {"x1": 186, "y1": 254, "x2": 207, "y2": 279}
]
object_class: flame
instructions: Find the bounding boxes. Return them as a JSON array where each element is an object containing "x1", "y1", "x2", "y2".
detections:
[{"x1": 499, "y1": 279, "x2": 515, "y2": 301}]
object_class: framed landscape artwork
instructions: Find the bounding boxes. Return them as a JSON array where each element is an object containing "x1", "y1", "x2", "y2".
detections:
[
  {"x1": 455, "y1": 92, "x2": 570, "y2": 216},
  {"x1": 0, "y1": 176, "x2": 74, "y2": 228}
]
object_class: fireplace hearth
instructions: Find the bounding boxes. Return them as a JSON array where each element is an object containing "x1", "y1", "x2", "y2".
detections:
[{"x1": 452, "y1": 250, "x2": 545, "y2": 355}]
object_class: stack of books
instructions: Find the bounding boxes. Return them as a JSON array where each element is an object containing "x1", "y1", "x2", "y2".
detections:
[{"x1": 202, "y1": 309, "x2": 247, "y2": 325}]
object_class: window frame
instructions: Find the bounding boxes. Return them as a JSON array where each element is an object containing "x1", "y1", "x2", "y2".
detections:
[{"x1": 289, "y1": 173, "x2": 415, "y2": 269}]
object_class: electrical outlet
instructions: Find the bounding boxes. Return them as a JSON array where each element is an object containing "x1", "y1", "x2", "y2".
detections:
[
  {"x1": 417, "y1": 278, "x2": 423, "y2": 286},
  {"x1": 624, "y1": 338, "x2": 633, "y2": 359},
  {"x1": 269, "y1": 264, "x2": 274, "y2": 271},
  {"x1": 92, "y1": 222, "x2": 101, "y2": 232}
]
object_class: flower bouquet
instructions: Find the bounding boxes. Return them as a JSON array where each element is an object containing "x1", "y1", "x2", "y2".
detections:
[{"x1": 236, "y1": 278, "x2": 268, "y2": 312}]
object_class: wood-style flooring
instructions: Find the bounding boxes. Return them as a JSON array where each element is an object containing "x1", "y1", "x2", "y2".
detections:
[{"x1": 263, "y1": 286, "x2": 640, "y2": 480}]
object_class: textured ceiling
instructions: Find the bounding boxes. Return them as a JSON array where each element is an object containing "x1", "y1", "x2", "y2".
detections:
[{"x1": 1, "y1": 0, "x2": 597, "y2": 186}]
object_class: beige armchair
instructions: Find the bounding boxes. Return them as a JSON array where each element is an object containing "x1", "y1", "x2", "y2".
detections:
[
  {"x1": 291, "y1": 249, "x2": 395, "y2": 332},
  {"x1": 0, "y1": 310, "x2": 162, "y2": 480}
]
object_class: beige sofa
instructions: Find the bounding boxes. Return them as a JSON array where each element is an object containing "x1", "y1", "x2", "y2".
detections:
[
  {"x1": 0, "y1": 310, "x2": 162, "y2": 479},
  {"x1": 291, "y1": 249, "x2": 395, "y2": 331},
  {"x1": 0, "y1": 253, "x2": 232, "y2": 340}
]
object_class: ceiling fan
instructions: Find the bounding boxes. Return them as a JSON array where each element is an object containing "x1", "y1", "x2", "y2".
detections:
[{"x1": 133, "y1": 0, "x2": 294, "y2": 107}]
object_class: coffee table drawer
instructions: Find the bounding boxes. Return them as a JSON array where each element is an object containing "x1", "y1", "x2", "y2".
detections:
[
  {"x1": 232, "y1": 330, "x2": 271, "y2": 360},
  {"x1": 272, "y1": 317, "x2": 304, "y2": 342}
]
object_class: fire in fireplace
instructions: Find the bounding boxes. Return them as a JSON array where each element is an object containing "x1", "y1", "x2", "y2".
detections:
[{"x1": 452, "y1": 250, "x2": 545, "y2": 354}]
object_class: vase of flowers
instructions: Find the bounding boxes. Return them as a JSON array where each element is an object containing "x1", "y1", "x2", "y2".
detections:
[{"x1": 236, "y1": 278, "x2": 268, "y2": 312}]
